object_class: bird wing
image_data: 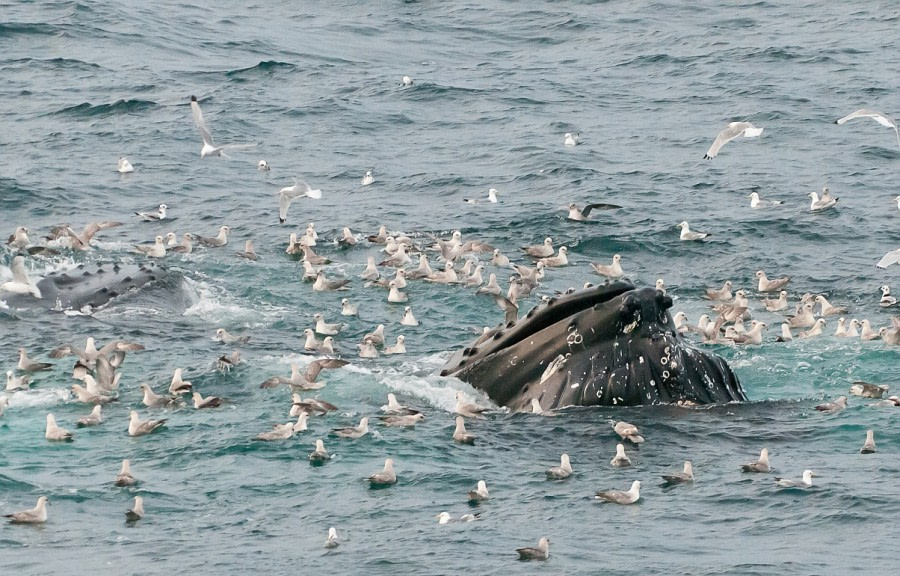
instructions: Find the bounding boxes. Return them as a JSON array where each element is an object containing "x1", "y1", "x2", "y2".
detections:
[
  {"x1": 581, "y1": 202, "x2": 622, "y2": 217},
  {"x1": 836, "y1": 108, "x2": 895, "y2": 128},
  {"x1": 191, "y1": 97, "x2": 215, "y2": 146},
  {"x1": 876, "y1": 248, "x2": 900, "y2": 269},
  {"x1": 704, "y1": 122, "x2": 750, "y2": 159}
]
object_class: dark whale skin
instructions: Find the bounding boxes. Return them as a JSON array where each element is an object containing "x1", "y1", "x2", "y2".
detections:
[
  {"x1": 3, "y1": 261, "x2": 169, "y2": 311},
  {"x1": 441, "y1": 282, "x2": 746, "y2": 409}
]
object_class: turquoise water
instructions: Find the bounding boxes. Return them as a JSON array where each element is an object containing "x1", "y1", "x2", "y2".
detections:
[{"x1": 1, "y1": 1, "x2": 898, "y2": 574}]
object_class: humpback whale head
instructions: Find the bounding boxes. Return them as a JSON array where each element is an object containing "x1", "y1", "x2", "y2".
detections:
[{"x1": 441, "y1": 282, "x2": 745, "y2": 409}]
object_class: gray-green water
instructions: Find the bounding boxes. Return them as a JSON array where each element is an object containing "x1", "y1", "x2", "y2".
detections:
[{"x1": 1, "y1": 1, "x2": 898, "y2": 574}]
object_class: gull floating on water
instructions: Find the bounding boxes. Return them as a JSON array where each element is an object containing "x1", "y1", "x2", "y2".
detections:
[
  {"x1": 332, "y1": 417, "x2": 369, "y2": 439},
  {"x1": 368, "y1": 458, "x2": 397, "y2": 486},
  {"x1": 4, "y1": 496, "x2": 48, "y2": 524},
  {"x1": 591, "y1": 254, "x2": 624, "y2": 278},
  {"x1": 835, "y1": 108, "x2": 900, "y2": 149},
  {"x1": 522, "y1": 237, "x2": 554, "y2": 258},
  {"x1": 756, "y1": 270, "x2": 790, "y2": 292},
  {"x1": 809, "y1": 187, "x2": 838, "y2": 211},
  {"x1": 45, "y1": 413, "x2": 73, "y2": 441},
  {"x1": 193, "y1": 225, "x2": 230, "y2": 248},
  {"x1": 610, "y1": 443, "x2": 631, "y2": 467},
  {"x1": 703, "y1": 121, "x2": 763, "y2": 159},
  {"x1": 277, "y1": 179, "x2": 322, "y2": 224},
  {"x1": 128, "y1": 410, "x2": 166, "y2": 436},
  {"x1": 516, "y1": 537, "x2": 550, "y2": 561},
  {"x1": 860, "y1": 429, "x2": 876, "y2": 454},
  {"x1": 117, "y1": 157, "x2": 134, "y2": 173},
  {"x1": 566, "y1": 202, "x2": 621, "y2": 221},
  {"x1": 76, "y1": 405, "x2": 103, "y2": 427},
  {"x1": 453, "y1": 416, "x2": 475, "y2": 445},
  {"x1": 464, "y1": 188, "x2": 499, "y2": 205},
  {"x1": 564, "y1": 132, "x2": 581, "y2": 146},
  {"x1": 516, "y1": 538, "x2": 550, "y2": 560},
  {"x1": 125, "y1": 496, "x2": 144, "y2": 522},
  {"x1": 257, "y1": 159, "x2": 270, "y2": 171},
  {"x1": 879, "y1": 285, "x2": 897, "y2": 307},
  {"x1": 135, "y1": 203, "x2": 167, "y2": 221},
  {"x1": 467, "y1": 480, "x2": 489, "y2": 503},
  {"x1": 192, "y1": 391, "x2": 225, "y2": 409},
  {"x1": 1, "y1": 255, "x2": 42, "y2": 297},
  {"x1": 437, "y1": 512, "x2": 478, "y2": 524},
  {"x1": 115, "y1": 459, "x2": 136, "y2": 487},
  {"x1": 677, "y1": 221, "x2": 710, "y2": 241},
  {"x1": 338, "y1": 298, "x2": 358, "y2": 318},
  {"x1": 614, "y1": 421, "x2": 644, "y2": 443},
  {"x1": 6, "y1": 370, "x2": 31, "y2": 391},
  {"x1": 661, "y1": 461, "x2": 694, "y2": 485},
  {"x1": 361, "y1": 170, "x2": 374, "y2": 186},
  {"x1": 455, "y1": 391, "x2": 488, "y2": 418},
  {"x1": 547, "y1": 454, "x2": 573, "y2": 480},
  {"x1": 748, "y1": 192, "x2": 784, "y2": 209},
  {"x1": 324, "y1": 527, "x2": 339, "y2": 548},
  {"x1": 190, "y1": 95, "x2": 256, "y2": 158},
  {"x1": 849, "y1": 381, "x2": 888, "y2": 398},
  {"x1": 308, "y1": 439, "x2": 331, "y2": 464},
  {"x1": 595, "y1": 480, "x2": 641, "y2": 504},
  {"x1": 775, "y1": 469, "x2": 816, "y2": 488},
  {"x1": 401, "y1": 75, "x2": 413, "y2": 86},
  {"x1": 815, "y1": 396, "x2": 848, "y2": 413},
  {"x1": 741, "y1": 448, "x2": 771, "y2": 473},
  {"x1": 214, "y1": 328, "x2": 250, "y2": 344}
]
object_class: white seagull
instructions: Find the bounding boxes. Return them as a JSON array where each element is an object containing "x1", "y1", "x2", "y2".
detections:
[
  {"x1": 190, "y1": 95, "x2": 255, "y2": 158},
  {"x1": 835, "y1": 108, "x2": 900, "y2": 149},
  {"x1": 277, "y1": 178, "x2": 322, "y2": 224},
  {"x1": 703, "y1": 122, "x2": 764, "y2": 159}
]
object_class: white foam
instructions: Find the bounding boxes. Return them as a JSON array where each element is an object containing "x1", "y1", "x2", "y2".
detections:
[
  {"x1": 378, "y1": 365, "x2": 494, "y2": 413},
  {"x1": 181, "y1": 277, "x2": 282, "y2": 324},
  {"x1": 5, "y1": 388, "x2": 70, "y2": 408}
]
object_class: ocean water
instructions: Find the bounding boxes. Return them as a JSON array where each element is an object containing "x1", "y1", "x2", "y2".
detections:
[{"x1": 1, "y1": 1, "x2": 898, "y2": 574}]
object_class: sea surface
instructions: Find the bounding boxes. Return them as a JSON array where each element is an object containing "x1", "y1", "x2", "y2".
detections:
[{"x1": 1, "y1": 1, "x2": 898, "y2": 574}]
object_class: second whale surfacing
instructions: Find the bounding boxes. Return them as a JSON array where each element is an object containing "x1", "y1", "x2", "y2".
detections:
[
  {"x1": 2, "y1": 261, "x2": 177, "y2": 312},
  {"x1": 441, "y1": 282, "x2": 746, "y2": 409}
]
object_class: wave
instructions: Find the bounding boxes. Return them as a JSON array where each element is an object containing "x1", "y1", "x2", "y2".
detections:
[{"x1": 51, "y1": 99, "x2": 158, "y2": 118}]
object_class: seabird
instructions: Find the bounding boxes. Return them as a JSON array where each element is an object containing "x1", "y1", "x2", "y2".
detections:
[
  {"x1": 4, "y1": 496, "x2": 48, "y2": 524},
  {"x1": 125, "y1": 496, "x2": 144, "y2": 522},
  {"x1": 135, "y1": 203, "x2": 167, "y2": 221},
  {"x1": 594, "y1": 480, "x2": 641, "y2": 504},
  {"x1": 677, "y1": 221, "x2": 710, "y2": 241},
  {"x1": 610, "y1": 443, "x2": 632, "y2": 467},
  {"x1": 546, "y1": 454, "x2": 573, "y2": 480},
  {"x1": 45, "y1": 413, "x2": 73, "y2": 441},
  {"x1": 516, "y1": 537, "x2": 550, "y2": 561},
  {"x1": 467, "y1": 480, "x2": 489, "y2": 503},
  {"x1": 613, "y1": 421, "x2": 644, "y2": 443},
  {"x1": 566, "y1": 202, "x2": 621, "y2": 221},
  {"x1": 835, "y1": 108, "x2": 900, "y2": 149},
  {"x1": 860, "y1": 429, "x2": 876, "y2": 454},
  {"x1": 368, "y1": 458, "x2": 397, "y2": 486},
  {"x1": 775, "y1": 470, "x2": 816, "y2": 488},
  {"x1": 452, "y1": 416, "x2": 475, "y2": 445},
  {"x1": 661, "y1": 461, "x2": 694, "y2": 485},
  {"x1": 76, "y1": 405, "x2": 103, "y2": 427},
  {"x1": 127, "y1": 410, "x2": 166, "y2": 436},
  {"x1": 703, "y1": 121, "x2": 763, "y2": 159},
  {"x1": 115, "y1": 459, "x2": 137, "y2": 487},
  {"x1": 741, "y1": 448, "x2": 771, "y2": 473}
]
